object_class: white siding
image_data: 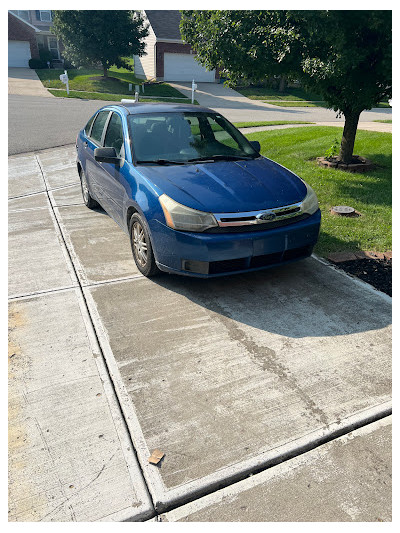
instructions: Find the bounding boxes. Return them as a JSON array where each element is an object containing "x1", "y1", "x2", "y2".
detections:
[{"x1": 134, "y1": 24, "x2": 156, "y2": 80}]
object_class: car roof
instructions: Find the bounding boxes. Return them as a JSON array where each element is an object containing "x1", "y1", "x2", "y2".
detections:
[{"x1": 101, "y1": 102, "x2": 216, "y2": 115}]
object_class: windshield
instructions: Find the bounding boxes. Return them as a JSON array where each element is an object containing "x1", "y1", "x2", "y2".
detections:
[{"x1": 128, "y1": 112, "x2": 259, "y2": 164}]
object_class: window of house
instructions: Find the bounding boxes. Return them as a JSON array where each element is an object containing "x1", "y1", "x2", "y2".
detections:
[
  {"x1": 39, "y1": 10, "x2": 52, "y2": 22},
  {"x1": 48, "y1": 37, "x2": 59, "y2": 59},
  {"x1": 11, "y1": 10, "x2": 30, "y2": 22}
]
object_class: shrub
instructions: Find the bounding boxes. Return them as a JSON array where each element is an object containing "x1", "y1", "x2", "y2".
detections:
[
  {"x1": 324, "y1": 138, "x2": 340, "y2": 160},
  {"x1": 29, "y1": 58, "x2": 46, "y2": 69},
  {"x1": 39, "y1": 49, "x2": 53, "y2": 64}
]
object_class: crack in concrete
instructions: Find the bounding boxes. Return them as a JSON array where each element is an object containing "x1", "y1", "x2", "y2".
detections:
[{"x1": 203, "y1": 296, "x2": 330, "y2": 428}]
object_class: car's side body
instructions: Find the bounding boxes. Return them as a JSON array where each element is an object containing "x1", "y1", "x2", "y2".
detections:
[{"x1": 76, "y1": 103, "x2": 321, "y2": 277}]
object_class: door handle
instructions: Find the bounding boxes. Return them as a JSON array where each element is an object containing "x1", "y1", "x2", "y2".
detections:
[{"x1": 84, "y1": 141, "x2": 88, "y2": 148}]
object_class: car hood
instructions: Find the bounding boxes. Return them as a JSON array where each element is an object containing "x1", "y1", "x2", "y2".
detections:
[{"x1": 138, "y1": 157, "x2": 307, "y2": 213}]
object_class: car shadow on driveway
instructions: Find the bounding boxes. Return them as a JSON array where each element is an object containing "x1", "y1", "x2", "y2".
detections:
[{"x1": 149, "y1": 257, "x2": 391, "y2": 339}]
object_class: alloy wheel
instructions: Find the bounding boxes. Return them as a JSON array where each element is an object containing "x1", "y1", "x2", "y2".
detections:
[
  {"x1": 132, "y1": 221, "x2": 148, "y2": 267},
  {"x1": 81, "y1": 171, "x2": 89, "y2": 204}
]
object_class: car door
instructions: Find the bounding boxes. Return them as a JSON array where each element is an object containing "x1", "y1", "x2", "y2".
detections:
[
  {"x1": 84, "y1": 109, "x2": 111, "y2": 206},
  {"x1": 97, "y1": 111, "x2": 128, "y2": 226}
]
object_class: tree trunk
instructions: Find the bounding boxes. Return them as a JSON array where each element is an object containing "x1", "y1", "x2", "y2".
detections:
[
  {"x1": 339, "y1": 111, "x2": 361, "y2": 164},
  {"x1": 278, "y1": 75, "x2": 286, "y2": 93},
  {"x1": 102, "y1": 65, "x2": 108, "y2": 78}
]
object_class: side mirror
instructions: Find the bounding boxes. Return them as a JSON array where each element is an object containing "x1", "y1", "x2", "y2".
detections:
[
  {"x1": 94, "y1": 147, "x2": 119, "y2": 164},
  {"x1": 250, "y1": 141, "x2": 261, "y2": 153}
]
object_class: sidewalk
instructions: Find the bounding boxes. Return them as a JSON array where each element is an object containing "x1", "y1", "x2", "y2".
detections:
[
  {"x1": 8, "y1": 148, "x2": 153, "y2": 521},
  {"x1": 161, "y1": 417, "x2": 392, "y2": 522},
  {"x1": 239, "y1": 121, "x2": 392, "y2": 135},
  {"x1": 8, "y1": 68, "x2": 54, "y2": 98},
  {"x1": 170, "y1": 82, "x2": 392, "y2": 125}
]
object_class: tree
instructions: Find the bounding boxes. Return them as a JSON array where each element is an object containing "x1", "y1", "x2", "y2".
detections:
[
  {"x1": 180, "y1": 10, "x2": 392, "y2": 164},
  {"x1": 52, "y1": 10, "x2": 148, "y2": 77}
]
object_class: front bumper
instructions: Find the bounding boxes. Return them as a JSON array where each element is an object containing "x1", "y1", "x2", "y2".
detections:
[{"x1": 149, "y1": 209, "x2": 321, "y2": 277}]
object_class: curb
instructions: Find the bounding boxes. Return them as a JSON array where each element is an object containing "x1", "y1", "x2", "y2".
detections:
[{"x1": 327, "y1": 250, "x2": 392, "y2": 263}]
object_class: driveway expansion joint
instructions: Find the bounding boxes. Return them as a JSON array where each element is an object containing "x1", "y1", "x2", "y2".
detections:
[{"x1": 153, "y1": 404, "x2": 392, "y2": 514}]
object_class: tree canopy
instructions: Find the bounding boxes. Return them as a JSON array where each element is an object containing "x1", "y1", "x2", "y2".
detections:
[
  {"x1": 52, "y1": 10, "x2": 148, "y2": 77},
  {"x1": 180, "y1": 10, "x2": 392, "y2": 163}
]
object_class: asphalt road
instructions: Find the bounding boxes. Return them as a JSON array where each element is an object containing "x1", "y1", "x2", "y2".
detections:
[
  {"x1": 8, "y1": 95, "x2": 115, "y2": 155},
  {"x1": 8, "y1": 93, "x2": 392, "y2": 156}
]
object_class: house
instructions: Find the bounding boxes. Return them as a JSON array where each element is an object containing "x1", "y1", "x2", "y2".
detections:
[
  {"x1": 134, "y1": 10, "x2": 218, "y2": 83},
  {"x1": 8, "y1": 10, "x2": 62, "y2": 68}
]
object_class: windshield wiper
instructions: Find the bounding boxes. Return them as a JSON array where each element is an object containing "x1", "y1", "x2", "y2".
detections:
[
  {"x1": 136, "y1": 159, "x2": 186, "y2": 165},
  {"x1": 187, "y1": 154, "x2": 255, "y2": 163}
]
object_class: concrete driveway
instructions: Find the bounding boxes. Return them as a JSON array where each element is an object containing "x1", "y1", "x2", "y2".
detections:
[
  {"x1": 170, "y1": 82, "x2": 393, "y2": 124},
  {"x1": 8, "y1": 146, "x2": 392, "y2": 520},
  {"x1": 8, "y1": 68, "x2": 54, "y2": 98}
]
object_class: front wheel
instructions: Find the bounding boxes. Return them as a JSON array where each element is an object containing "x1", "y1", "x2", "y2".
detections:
[{"x1": 129, "y1": 213, "x2": 159, "y2": 277}]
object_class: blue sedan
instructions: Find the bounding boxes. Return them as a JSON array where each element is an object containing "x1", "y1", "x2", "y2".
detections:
[{"x1": 76, "y1": 102, "x2": 321, "y2": 277}]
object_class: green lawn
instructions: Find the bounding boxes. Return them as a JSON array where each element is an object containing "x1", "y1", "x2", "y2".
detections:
[
  {"x1": 374, "y1": 119, "x2": 392, "y2": 123},
  {"x1": 49, "y1": 89, "x2": 198, "y2": 105},
  {"x1": 36, "y1": 66, "x2": 185, "y2": 98},
  {"x1": 233, "y1": 120, "x2": 314, "y2": 128},
  {"x1": 244, "y1": 126, "x2": 392, "y2": 257}
]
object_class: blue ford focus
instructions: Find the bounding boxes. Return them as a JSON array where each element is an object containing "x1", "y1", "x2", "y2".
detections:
[{"x1": 76, "y1": 102, "x2": 321, "y2": 277}]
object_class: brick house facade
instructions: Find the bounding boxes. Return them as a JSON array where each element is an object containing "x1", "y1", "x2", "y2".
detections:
[
  {"x1": 8, "y1": 11, "x2": 40, "y2": 61},
  {"x1": 8, "y1": 10, "x2": 62, "y2": 68}
]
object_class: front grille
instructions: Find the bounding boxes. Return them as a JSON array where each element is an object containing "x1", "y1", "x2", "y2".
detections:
[{"x1": 205, "y1": 213, "x2": 310, "y2": 233}]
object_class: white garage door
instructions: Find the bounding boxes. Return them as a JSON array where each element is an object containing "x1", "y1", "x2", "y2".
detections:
[
  {"x1": 164, "y1": 53, "x2": 215, "y2": 82},
  {"x1": 8, "y1": 40, "x2": 31, "y2": 67}
]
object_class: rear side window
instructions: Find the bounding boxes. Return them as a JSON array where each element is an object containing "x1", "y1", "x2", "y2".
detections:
[
  {"x1": 90, "y1": 111, "x2": 110, "y2": 144},
  {"x1": 104, "y1": 113, "x2": 125, "y2": 158}
]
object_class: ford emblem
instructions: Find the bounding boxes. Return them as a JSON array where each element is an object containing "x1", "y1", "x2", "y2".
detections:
[{"x1": 257, "y1": 212, "x2": 276, "y2": 221}]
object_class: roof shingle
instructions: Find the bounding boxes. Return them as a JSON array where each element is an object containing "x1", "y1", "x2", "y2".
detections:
[{"x1": 145, "y1": 10, "x2": 183, "y2": 40}]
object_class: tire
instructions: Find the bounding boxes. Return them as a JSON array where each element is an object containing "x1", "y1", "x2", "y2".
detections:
[
  {"x1": 129, "y1": 213, "x2": 159, "y2": 277},
  {"x1": 80, "y1": 167, "x2": 98, "y2": 209}
]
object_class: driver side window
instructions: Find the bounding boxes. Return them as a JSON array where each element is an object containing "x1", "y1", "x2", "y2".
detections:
[{"x1": 104, "y1": 112, "x2": 125, "y2": 159}]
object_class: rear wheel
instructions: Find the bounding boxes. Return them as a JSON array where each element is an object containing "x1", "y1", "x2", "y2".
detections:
[
  {"x1": 80, "y1": 167, "x2": 98, "y2": 209},
  {"x1": 129, "y1": 213, "x2": 159, "y2": 277}
]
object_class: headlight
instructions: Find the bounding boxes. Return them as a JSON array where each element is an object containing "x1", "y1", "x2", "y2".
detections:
[
  {"x1": 301, "y1": 182, "x2": 319, "y2": 215},
  {"x1": 159, "y1": 194, "x2": 218, "y2": 232}
]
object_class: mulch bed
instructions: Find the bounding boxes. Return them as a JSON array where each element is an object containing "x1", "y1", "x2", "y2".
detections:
[
  {"x1": 332, "y1": 258, "x2": 392, "y2": 297},
  {"x1": 317, "y1": 155, "x2": 374, "y2": 172}
]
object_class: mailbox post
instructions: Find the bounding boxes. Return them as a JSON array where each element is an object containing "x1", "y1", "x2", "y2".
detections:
[
  {"x1": 59, "y1": 70, "x2": 69, "y2": 95},
  {"x1": 191, "y1": 79, "x2": 197, "y2": 104}
]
